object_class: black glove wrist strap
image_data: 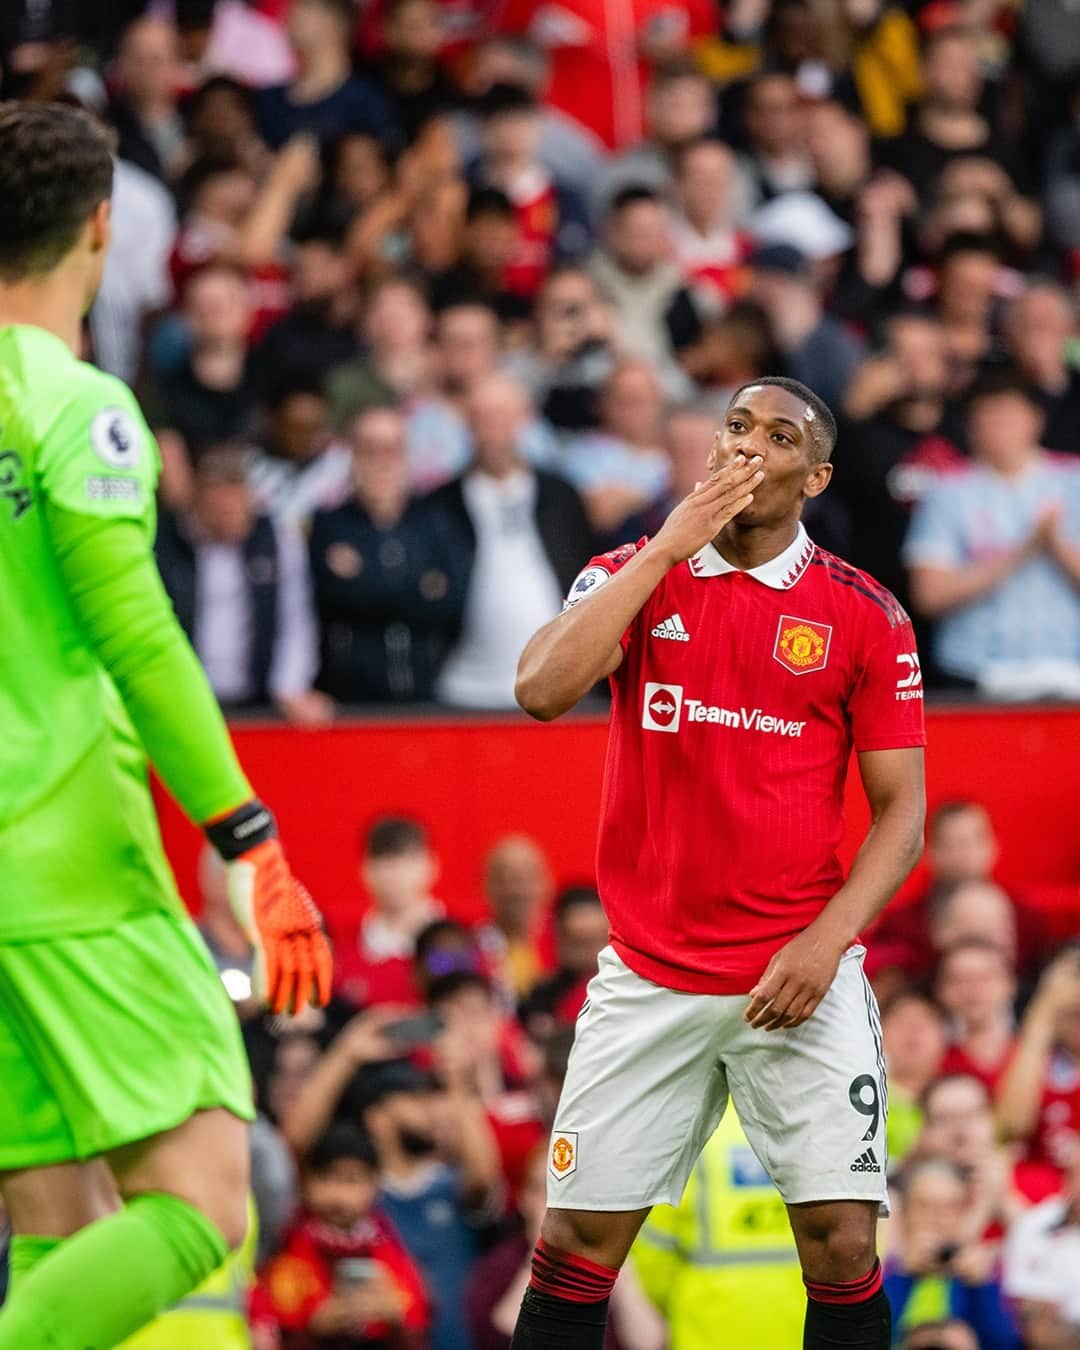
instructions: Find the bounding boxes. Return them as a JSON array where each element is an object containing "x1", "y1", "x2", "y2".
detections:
[{"x1": 205, "y1": 799, "x2": 278, "y2": 861}]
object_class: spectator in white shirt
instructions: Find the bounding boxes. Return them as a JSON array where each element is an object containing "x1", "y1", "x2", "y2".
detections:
[{"x1": 429, "y1": 373, "x2": 594, "y2": 708}]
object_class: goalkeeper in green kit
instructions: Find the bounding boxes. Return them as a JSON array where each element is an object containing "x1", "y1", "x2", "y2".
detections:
[{"x1": 0, "y1": 103, "x2": 333, "y2": 1348}]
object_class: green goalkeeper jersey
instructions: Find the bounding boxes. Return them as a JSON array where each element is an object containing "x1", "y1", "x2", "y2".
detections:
[{"x1": 0, "y1": 324, "x2": 251, "y2": 941}]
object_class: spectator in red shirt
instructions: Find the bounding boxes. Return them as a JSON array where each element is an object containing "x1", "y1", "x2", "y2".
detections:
[
  {"x1": 869, "y1": 801, "x2": 1050, "y2": 989},
  {"x1": 334, "y1": 817, "x2": 445, "y2": 1009},
  {"x1": 668, "y1": 138, "x2": 753, "y2": 305},
  {"x1": 917, "y1": 1074, "x2": 1050, "y2": 1245},
  {"x1": 469, "y1": 83, "x2": 592, "y2": 300},
  {"x1": 998, "y1": 950, "x2": 1080, "y2": 1178},
  {"x1": 935, "y1": 939, "x2": 1018, "y2": 1094},
  {"x1": 254, "y1": 1122, "x2": 430, "y2": 1348}
]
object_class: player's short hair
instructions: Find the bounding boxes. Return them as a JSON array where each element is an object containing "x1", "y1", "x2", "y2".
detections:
[
  {"x1": 554, "y1": 884, "x2": 603, "y2": 925},
  {"x1": 0, "y1": 102, "x2": 114, "y2": 281},
  {"x1": 363, "y1": 815, "x2": 429, "y2": 858},
  {"x1": 306, "y1": 1122, "x2": 379, "y2": 1174},
  {"x1": 726, "y1": 376, "x2": 837, "y2": 464}
]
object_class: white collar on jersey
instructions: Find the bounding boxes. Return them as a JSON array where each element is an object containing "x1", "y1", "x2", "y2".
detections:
[{"x1": 688, "y1": 522, "x2": 815, "y2": 590}]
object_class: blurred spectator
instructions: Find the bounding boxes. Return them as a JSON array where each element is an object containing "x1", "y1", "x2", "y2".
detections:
[
  {"x1": 1003, "y1": 282, "x2": 1080, "y2": 456},
  {"x1": 428, "y1": 187, "x2": 532, "y2": 325},
  {"x1": 668, "y1": 138, "x2": 753, "y2": 305},
  {"x1": 899, "y1": 1322, "x2": 979, "y2": 1350},
  {"x1": 152, "y1": 263, "x2": 260, "y2": 461},
  {"x1": 414, "y1": 920, "x2": 486, "y2": 1000},
  {"x1": 1003, "y1": 1150, "x2": 1080, "y2": 1347},
  {"x1": 406, "y1": 299, "x2": 557, "y2": 490},
  {"x1": 248, "y1": 377, "x2": 351, "y2": 526},
  {"x1": 256, "y1": 0, "x2": 396, "y2": 150},
  {"x1": 254, "y1": 1123, "x2": 430, "y2": 1347},
  {"x1": 877, "y1": 25, "x2": 1021, "y2": 205},
  {"x1": 681, "y1": 301, "x2": 780, "y2": 415},
  {"x1": 620, "y1": 402, "x2": 714, "y2": 538},
  {"x1": 635, "y1": 1107, "x2": 805, "y2": 1347},
  {"x1": 167, "y1": 154, "x2": 261, "y2": 302},
  {"x1": 739, "y1": 72, "x2": 814, "y2": 205},
  {"x1": 253, "y1": 222, "x2": 362, "y2": 392},
  {"x1": 479, "y1": 835, "x2": 553, "y2": 999},
  {"x1": 327, "y1": 275, "x2": 433, "y2": 429},
  {"x1": 1045, "y1": 80, "x2": 1080, "y2": 253},
  {"x1": 871, "y1": 801, "x2": 1052, "y2": 990},
  {"x1": 155, "y1": 446, "x2": 323, "y2": 722},
  {"x1": 512, "y1": 264, "x2": 618, "y2": 431},
  {"x1": 108, "y1": 16, "x2": 187, "y2": 183},
  {"x1": 428, "y1": 971, "x2": 537, "y2": 1100},
  {"x1": 590, "y1": 186, "x2": 701, "y2": 397},
  {"x1": 334, "y1": 817, "x2": 445, "y2": 1008},
  {"x1": 469, "y1": 83, "x2": 591, "y2": 300},
  {"x1": 309, "y1": 405, "x2": 467, "y2": 702},
  {"x1": 998, "y1": 950, "x2": 1080, "y2": 1177},
  {"x1": 929, "y1": 882, "x2": 1019, "y2": 969},
  {"x1": 917, "y1": 1075, "x2": 1036, "y2": 1239},
  {"x1": 924, "y1": 235, "x2": 1011, "y2": 396},
  {"x1": 467, "y1": 1145, "x2": 665, "y2": 1350},
  {"x1": 360, "y1": 1062, "x2": 502, "y2": 1350},
  {"x1": 561, "y1": 359, "x2": 671, "y2": 536},
  {"x1": 905, "y1": 368, "x2": 1080, "y2": 697},
  {"x1": 936, "y1": 940, "x2": 1017, "y2": 1095},
  {"x1": 834, "y1": 311, "x2": 962, "y2": 612},
  {"x1": 841, "y1": 0, "x2": 921, "y2": 138},
  {"x1": 369, "y1": 0, "x2": 457, "y2": 145},
  {"x1": 91, "y1": 155, "x2": 176, "y2": 384},
  {"x1": 431, "y1": 372, "x2": 593, "y2": 708},
  {"x1": 520, "y1": 885, "x2": 609, "y2": 1037},
  {"x1": 882, "y1": 991, "x2": 948, "y2": 1165},
  {"x1": 183, "y1": 75, "x2": 270, "y2": 176},
  {"x1": 805, "y1": 99, "x2": 873, "y2": 226},
  {"x1": 884, "y1": 1158, "x2": 1020, "y2": 1349},
  {"x1": 593, "y1": 61, "x2": 722, "y2": 220},
  {"x1": 750, "y1": 243, "x2": 864, "y2": 411}
]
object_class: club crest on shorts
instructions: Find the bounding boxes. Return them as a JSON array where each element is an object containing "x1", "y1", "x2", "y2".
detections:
[
  {"x1": 549, "y1": 1130, "x2": 578, "y2": 1180},
  {"x1": 773, "y1": 615, "x2": 832, "y2": 675}
]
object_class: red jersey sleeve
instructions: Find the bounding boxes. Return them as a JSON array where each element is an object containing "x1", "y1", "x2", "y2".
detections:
[
  {"x1": 372, "y1": 1218, "x2": 431, "y2": 1332},
  {"x1": 563, "y1": 538, "x2": 649, "y2": 651},
  {"x1": 848, "y1": 615, "x2": 928, "y2": 753}
]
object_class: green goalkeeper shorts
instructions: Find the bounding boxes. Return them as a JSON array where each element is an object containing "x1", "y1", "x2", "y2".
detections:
[{"x1": 0, "y1": 910, "x2": 254, "y2": 1171}]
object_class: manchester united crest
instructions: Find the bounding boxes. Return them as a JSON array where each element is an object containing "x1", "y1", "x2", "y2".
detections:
[
  {"x1": 549, "y1": 1130, "x2": 578, "y2": 1180},
  {"x1": 773, "y1": 615, "x2": 832, "y2": 675}
]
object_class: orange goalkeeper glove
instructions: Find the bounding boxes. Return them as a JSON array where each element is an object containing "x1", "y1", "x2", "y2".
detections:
[{"x1": 206, "y1": 800, "x2": 333, "y2": 1014}]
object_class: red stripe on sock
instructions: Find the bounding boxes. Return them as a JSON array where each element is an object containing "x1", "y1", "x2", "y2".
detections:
[
  {"x1": 529, "y1": 1238, "x2": 619, "y2": 1304},
  {"x1": 805, "y1": 1259, "x2": 883, "y2": 1306}
]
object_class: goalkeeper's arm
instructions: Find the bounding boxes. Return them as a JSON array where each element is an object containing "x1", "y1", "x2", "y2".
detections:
[{"x1": 48, "y1": 503, "x2": 332, "y2": 1012}]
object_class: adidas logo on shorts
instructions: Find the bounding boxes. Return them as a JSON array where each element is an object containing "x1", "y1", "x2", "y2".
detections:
[
  {"x1": 850, "y1": 1148, "x2": 881, "y2": 1174},
  {"x1": 651, "y1": 613, "x2": 690, "y2": 642}
]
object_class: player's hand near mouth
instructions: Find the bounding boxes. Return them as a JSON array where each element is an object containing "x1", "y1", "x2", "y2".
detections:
[{"x1": 516, "y1": 452, "x2": 763, "y2": 721}]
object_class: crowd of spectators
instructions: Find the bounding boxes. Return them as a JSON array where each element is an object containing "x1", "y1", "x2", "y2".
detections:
[
  {"x1": 5, "y1": 0, "x2": 1080, "y2": 713},
  {"x1": 2, "y1": 0, "x2": 1080, "y2": 1345}
]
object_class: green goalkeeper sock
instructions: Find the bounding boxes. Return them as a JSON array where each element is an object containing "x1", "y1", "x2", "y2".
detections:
[
  {"x1": 7, "y1": 1235, "x2": 62, "y2": 1294},
  {"x1": 0, "y1": 1192, "x2": 227, "y2": 1349}
]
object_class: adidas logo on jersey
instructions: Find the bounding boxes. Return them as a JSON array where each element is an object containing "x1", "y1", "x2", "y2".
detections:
[
  {"x1": 850, "y1": 1148, "x2": 881, "y2": 1174},
  {"x1": 651, "y1": 613, "x2": 690, "y2": 642}
]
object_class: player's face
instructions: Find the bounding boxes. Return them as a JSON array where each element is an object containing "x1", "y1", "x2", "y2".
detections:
[{"x1": 707, "y1": 386, "x2": 831, "y2": 526}]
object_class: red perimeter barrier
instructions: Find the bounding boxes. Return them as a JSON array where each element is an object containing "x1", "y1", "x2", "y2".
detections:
[{"x1": 157, "y1": 704, "x2": 1080, "y2": 941}]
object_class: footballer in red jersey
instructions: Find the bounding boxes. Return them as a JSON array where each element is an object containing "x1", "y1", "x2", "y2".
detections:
[{"x1": 509, "y1": 378, "x2": 927, "y2": 1350}]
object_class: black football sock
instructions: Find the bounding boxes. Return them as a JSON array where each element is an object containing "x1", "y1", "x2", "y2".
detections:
[
  {"x1": 509, "y1": 1238, "x2": 618, "y2": 1350},
  {"x1": 804, "y1": 1259, "x2": 891, "y2": 1349}
]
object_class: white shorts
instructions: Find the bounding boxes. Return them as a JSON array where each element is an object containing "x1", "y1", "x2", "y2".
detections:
[{"x1": 547, "y1": 945, "x2": 887, "y2": 1212}]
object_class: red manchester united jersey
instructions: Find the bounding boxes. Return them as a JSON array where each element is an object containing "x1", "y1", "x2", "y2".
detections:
[{"x1": 568, "y1": 524, "x2": 927, "y2": 995}]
